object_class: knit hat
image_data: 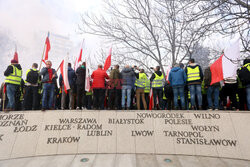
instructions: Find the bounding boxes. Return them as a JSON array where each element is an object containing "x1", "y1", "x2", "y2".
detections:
[{"x1": 11, "y1": 59, "x2": 18, "y2": 64}]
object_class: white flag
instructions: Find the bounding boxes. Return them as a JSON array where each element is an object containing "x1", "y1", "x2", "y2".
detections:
[{"x1": 222, "y1": 37, "x2": 240, "y2": 79}]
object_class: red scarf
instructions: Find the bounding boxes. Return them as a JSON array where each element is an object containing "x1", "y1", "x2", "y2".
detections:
[{"x1": 48, "y1": 68, "x2": 53, "y2": 83}]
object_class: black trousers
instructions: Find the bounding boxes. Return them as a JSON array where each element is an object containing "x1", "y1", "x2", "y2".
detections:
[
  {"x1": 93, "y1": 88, "x2": 105, "y2": 109},
  {"x1": 24, "y1": 86, "x2": 39, "y2": 110},
  {"x1": 221, "y1": 83, "x2": 238, "y2": 109},
  {"x1": 77, "y1": 85, "x2": 86, "y2": 108},
  {"x1": 153, "y1": 88, "x2": 163, "y2": 109},
  {"x1": 108, "y1": 88, "x2": 121, "y2": 109}
]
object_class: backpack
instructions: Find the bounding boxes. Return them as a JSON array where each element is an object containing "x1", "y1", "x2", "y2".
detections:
[
  {"x1": 238, "y1": 67, "x2": 250, "y2": 86},
  {"x1": 26, "y1": 69, "x2": 39, "y2": 84}
]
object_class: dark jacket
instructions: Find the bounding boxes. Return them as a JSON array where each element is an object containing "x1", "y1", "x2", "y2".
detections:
[
  {"x1": 59, "y1": 67, "x2": 76, "y2": 88},
  {"x1": 204, "y1": 67, "x2": 220, "y2": 87},
  {"x1": 121, "y1": 68, "x2": 135, "y2": 87},
  {"x1": 185, "y1": 63, "x2": 203, "y2": 85},
  {"x1": 4, "y1": 64, "x2": 22, "y2": 77},
  {"x1": 150, "y1": 71, "x2": 163, "y2": 82},
  {"x1": 238, "y1": 59, "x2": 250, "y2": 86},
  {"x1": 168, "y1": 67, "x2": 186, "y2": 86},
  {"x1": 109, "y1": 68, "x2": 121, "y2": 88},
  {"x1": 40, "y1": 67, "x2": 57, "y2": 83},
  {"x1": 76, "y1": 65, "x2": 86, "y2": 85}
]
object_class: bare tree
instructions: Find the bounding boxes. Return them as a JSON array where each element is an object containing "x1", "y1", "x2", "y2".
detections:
[
  {"x1": 79, "y1": 0, "x2": 210, "y2": 77},
  {"x1": 192, "y1": 0, "x2": 249, "y2": 53}
]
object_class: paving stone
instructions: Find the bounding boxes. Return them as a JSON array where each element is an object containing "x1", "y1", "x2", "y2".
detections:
[
  {"x1": 116, "y1": 111, "x2": 136, "y2": 153},
  {"x1": 77, "y1": 111, "x2": 99, "y2": 154}
]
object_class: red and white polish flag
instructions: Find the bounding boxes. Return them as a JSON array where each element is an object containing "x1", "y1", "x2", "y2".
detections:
[
  {"x1": 74, "y1": 48, "x2": 83, "y2": 70},
  {"x1": 42, "y1": 33, "x2": 51, "y2": 64},
  {"x1": 210, "y1": 37, "x2": 240, "y2": 85},
  {"x1": 60, "y1": 56, "x2": 70, "y2": 93},
  {"x1": 104, "y1": 48, "x2": 112, "y2": 71}
]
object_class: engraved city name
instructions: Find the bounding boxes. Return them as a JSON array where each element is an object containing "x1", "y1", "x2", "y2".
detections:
[
  {"x1": 0, "y1": 134, "x2": 3, "y2": 141},
  {"x1": 47, "y1": 136, "x2": 80, "y2": 144},
  {"x1": 0, "y1": 114, "x2": 28, "y2": 127}
]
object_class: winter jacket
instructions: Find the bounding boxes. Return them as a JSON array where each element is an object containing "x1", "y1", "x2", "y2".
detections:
[
  {"x1": 76, "y1": 65, "x2": 86, "y2": 86},
  {"x1": 150, "y1": 71, "x2": 163, "y2": 82},
  {"x1": 168, "y1": 67, "x2": 186, "y2": 86},
  {"x1": 185, "y1": 63, "x2": 203, "y2": 85},
  {"x1": 204, "y1": 67, "x2": 220, "y2": 87},
  {"x1": 121, "y1": 68, "x2": 135, "y2": 87},
  {"x1": 4, "y1": 64, "x2": 22, "y2": 77},
  {"x1": 91, "y1": 68, "x2": 109, "y2": 88},
  {"x1": 40, "y1": 67, "x2": 57, "y2": 83},
  {"x1": 238, "y1": 59, "x2": 250, "y2": 86},
  {"x1": 59, "y1": 67, "x2": 76, "y2": 88},
  {"x1": 109, "y1": 68, "x2": 121, "y2": 88}
]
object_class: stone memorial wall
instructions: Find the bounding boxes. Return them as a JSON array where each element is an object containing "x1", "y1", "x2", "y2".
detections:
[{"x1": 0, "y1": 110, "x2": 250, "y2": 160}]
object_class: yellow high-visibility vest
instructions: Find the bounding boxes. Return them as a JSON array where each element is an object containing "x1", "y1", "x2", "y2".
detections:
[
  {"x1": 187, "y1": 66, "x2": 200, "y2": 82},
  {"x1": 152, "y1": 73, "x2": 164, "y2": 88},
  {"x1": 144, "y1": 79, "x2": 150, "y2": 93},
  {"x1": 243, "y1": 63, "x2": 250, "y2": 72},
  {"x1": 135, "y1": 73, "x2": 147, "y2": 88},
  {"x1": 5, "y1": 65, "x2": 22, "y2": 85}
]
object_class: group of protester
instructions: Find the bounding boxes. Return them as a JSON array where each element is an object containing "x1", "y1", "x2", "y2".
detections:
[{"x1": 1, "y1": 57, "x2": 250, "y2": 112}]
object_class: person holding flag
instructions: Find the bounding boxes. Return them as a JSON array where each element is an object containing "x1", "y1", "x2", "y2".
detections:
[
  {"x1": 40, "y1": 60, "x2": 57, "y2": 111},
  {"x1": 59, "y1": 63, "x2": 76, "y2": 110},
  {"x1": 204, "y1": 64, "x2": 220, "y2": 110},
  {"x1": 4, "y1": 58, "x2": 22, "y2": 111}
]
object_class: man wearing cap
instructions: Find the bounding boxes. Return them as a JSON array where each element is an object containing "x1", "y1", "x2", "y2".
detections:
[{"x1": 4, "y1": 59, "x2": 23, "y2": 111}]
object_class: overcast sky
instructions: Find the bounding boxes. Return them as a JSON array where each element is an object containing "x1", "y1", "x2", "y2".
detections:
[{"x1": 0, "y1": 0, "x2": 103, "y2": 82}]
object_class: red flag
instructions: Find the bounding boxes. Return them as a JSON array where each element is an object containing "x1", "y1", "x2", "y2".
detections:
[
  {"x1": 13, "y1": 51, "x2": 18, "y2": 63},
  {"x1": 210, "y1": 54, "x2": 224, "y2": 85},
  {"x1": 104, "y1": 48, "x2": 112, "y2": 71},
  {"x1": 3, "y1": 84, "x2": 6, "y2": 94},
  {"x1": 149, "y1": 88, "x2": 154, "y2": 110}
]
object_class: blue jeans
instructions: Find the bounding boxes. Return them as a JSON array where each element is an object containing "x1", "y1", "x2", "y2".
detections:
[
  {"x1": 246, "y1": 85, "x2": 250, "y2": 110},
  {"x1": 172, "y1": 85, "x2": 185, "y2": 109},
  {"x1": 188, "y1": 84, "x2": 202, "y2": 107},
  {"x1": 42, "y1": 83, "x2": 55, "y2": 109},
  {"x1": 122, "y1": 85, "x2": 132, "y2": 108},
  {"x1": 6, "y1": 84, "x2": 19, "y2": 109},
  {"x1": 207, "y1": 86, "x2": 220, "y2": 109}
]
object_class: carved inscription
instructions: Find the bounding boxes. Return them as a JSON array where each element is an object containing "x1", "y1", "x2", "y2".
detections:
[{"x1": 0, "y1": 111, "x2": 239, "y2": 153}]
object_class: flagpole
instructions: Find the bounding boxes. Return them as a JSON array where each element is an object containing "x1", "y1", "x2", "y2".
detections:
[
  {"x1": 2, "y1": 84, "x2": 6, "y2": 111},
  {"x1": 38, "y1": 44, "x2": 46, "y2": 71}
]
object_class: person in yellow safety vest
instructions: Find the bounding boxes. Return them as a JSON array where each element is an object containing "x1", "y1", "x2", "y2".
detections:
[
  {"x1": 134, "y1": 67, "x2": 148, "y2": 110},
  {"x1": 4, "y1": 59, "x2": 23, "y2": 112},
  {"x1": 185, "y1": 58, "x2": 203, "y2": 110},
  {"x1": 150, "y1": 66, "x2": 165, "y2": 110},
  {"x1": 23, "y1": 63, "x2": 40, "y2": 110}
]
